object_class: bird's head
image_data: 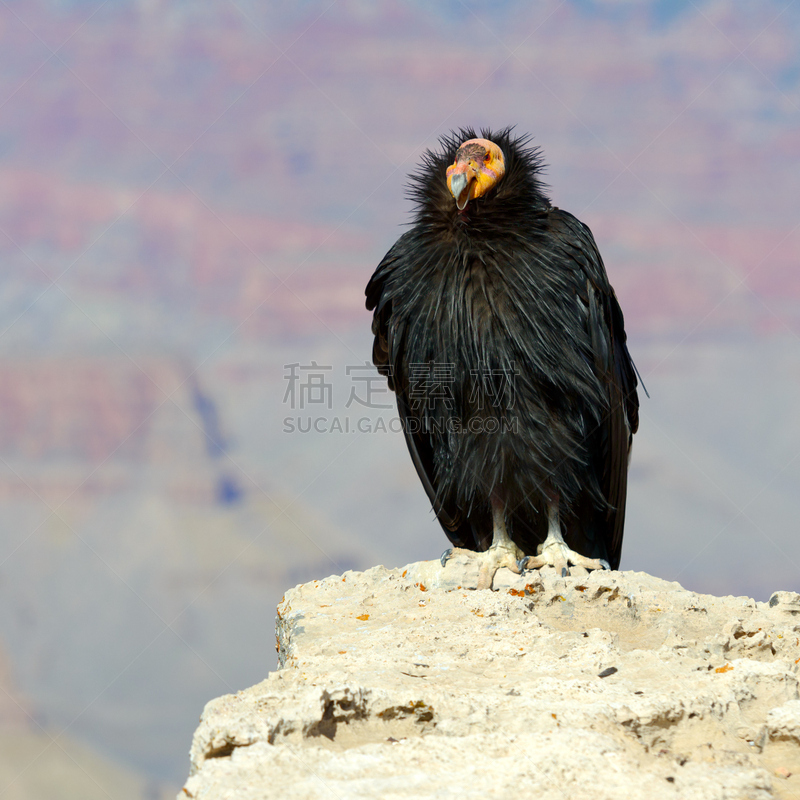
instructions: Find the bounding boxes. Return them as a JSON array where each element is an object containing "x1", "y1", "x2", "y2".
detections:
[{"x1": 445, "y1": 137, "x2": 506, "y2": 211}]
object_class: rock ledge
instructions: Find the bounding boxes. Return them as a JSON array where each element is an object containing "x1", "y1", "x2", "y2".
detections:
[{"x1": 179, "y1": 558, "x2": 800, "y2": 799}]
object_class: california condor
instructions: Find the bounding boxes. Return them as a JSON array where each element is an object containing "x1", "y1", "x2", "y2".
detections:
[{"x1": 366, "y1": 128, "x2": 640, "y2": 588}]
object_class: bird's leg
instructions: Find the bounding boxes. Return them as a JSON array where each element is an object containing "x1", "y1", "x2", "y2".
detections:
[
  {"x1": 478, "y1": 491, "x2": 525, "y2": 590},
  {"x1": 441, "y1": 489, "x2": 524, "y2": 590},
  {"x1": 520, "y1": 493, "x2": 609, "y2": 577}
]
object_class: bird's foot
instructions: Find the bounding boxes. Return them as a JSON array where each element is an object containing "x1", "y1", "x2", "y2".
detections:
[
  {"x1": 520, "y1": 539, "x2": 609, "y2": 578},
  {"x1": 442, "y1": 542, "x2": 524, "y2": 590}
]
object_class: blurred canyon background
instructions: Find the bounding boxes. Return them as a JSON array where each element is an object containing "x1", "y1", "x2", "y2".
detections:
[{"x1": 0, "y1": 0, "x2": 799, "y2": 796}]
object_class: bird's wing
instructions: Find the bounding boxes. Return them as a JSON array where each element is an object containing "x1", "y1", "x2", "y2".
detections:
[
  {"x1": 365, "y1": 237, "x2": 404, "y2": 389},
  {"x1": 366, "y1": 236, "x2": 478, "y2": 548},
  {"x1": 550, "y1": 209, "x2": 639, "y2": 566}
]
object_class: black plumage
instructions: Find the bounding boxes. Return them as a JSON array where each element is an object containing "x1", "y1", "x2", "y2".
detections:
[{"x1": 365, "y1": 128, "x2": 639, "y2": 571}]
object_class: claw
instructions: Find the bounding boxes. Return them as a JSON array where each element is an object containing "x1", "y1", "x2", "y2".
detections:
[
  {"x1": 440, "y1": 548, "x2": 454, "y2": 568},
  {"x1": 523, "y1": 539, "x2": 607, "y2": 574},
  {"x1": 599, "y1": 559, "x2": 611, "y2": 571},
  {"x1": 520, "y1": 496, "x2": 609, "y2": 575},
  {"x1": 517, "y1": 557, "x2": 529, "y2": 574}
]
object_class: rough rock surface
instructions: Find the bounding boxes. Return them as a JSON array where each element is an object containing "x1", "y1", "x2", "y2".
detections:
[{"x1": 179, "y1": 557, "x2": 800, "y2": 799}]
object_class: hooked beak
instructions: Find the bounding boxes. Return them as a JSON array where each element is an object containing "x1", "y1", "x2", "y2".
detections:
[{"x1": 450, "y1": 172, "x2": 470, "y2": 210}]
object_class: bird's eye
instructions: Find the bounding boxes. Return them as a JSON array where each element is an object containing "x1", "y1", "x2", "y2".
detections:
[{"x1": 484, "y1": 152, "x2": 491, "y2": 162}]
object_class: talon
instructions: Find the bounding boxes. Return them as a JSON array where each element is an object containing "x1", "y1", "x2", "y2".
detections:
[
  {"x1": 441, "y1": 548, "x2": 454, "y2": 568},
  {"x1": 599, "y1": 559, "x2": 611, "y2": 571},
  {"x1": 521, "y1": 497, "x2": 608, "y2": 575},
  {"x1": 444, "y1": 492, "x2": 527, "y2": 591},
  {"x1": 517, "y1": 557, "x2": 529, "y2": 573}
]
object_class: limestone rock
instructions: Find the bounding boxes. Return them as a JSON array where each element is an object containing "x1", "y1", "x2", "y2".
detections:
[{"x1": 179, "y1": 560, "x2": 800, "y2": 799}]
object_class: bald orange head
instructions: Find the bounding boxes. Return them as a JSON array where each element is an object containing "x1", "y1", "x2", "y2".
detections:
[{"x1": 446, "y1": 138, "x2": 506, "y2": 210}]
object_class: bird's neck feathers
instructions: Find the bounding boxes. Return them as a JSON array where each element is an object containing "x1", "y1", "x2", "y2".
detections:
[{"x1": 407, "y1": 128, "x2": 551, "y2": 239}]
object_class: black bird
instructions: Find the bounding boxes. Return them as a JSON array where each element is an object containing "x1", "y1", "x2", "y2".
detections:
[{"x1": 366, "y1": 128, "x2": 639, "y2": 588}]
